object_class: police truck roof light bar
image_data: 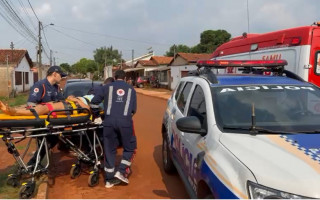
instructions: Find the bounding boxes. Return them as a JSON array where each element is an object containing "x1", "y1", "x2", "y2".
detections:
[
  {"x1": 196, "y1": 59, "x2": 288, "y2": 68},
  {"x1": 190, "y1": 59, "x2": 305, "y2": 84}
]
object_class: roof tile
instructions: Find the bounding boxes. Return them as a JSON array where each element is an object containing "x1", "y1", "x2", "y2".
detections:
[
  {"x1": 177, "y1": 53, "x2": 212, "y2": 63},
  {"x1": 151, "y1": 56, "x2": 173, "y2": 65},
  {"x1": 0, "y1": 49, "x2": 33, "y2": 67}
]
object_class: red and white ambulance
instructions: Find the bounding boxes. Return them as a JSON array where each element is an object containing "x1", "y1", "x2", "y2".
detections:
[{"x1": 212, "y1": 22, "x2": 320, "y2": 87}]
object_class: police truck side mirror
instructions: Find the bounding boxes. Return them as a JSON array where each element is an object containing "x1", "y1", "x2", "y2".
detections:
[{"x1": 176, "y1": 116, "x2": 207, "y2": 136}]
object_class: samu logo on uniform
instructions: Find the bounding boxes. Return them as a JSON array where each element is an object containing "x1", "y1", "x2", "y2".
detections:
[
  {"x1": 117, "y1": 89, "x2": 125, "y2": 96},
  {"x1": 116, "y1": 89, "x2": 125, "y2": 102}
]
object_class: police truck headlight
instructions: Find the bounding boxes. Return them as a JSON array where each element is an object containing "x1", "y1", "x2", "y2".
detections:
[{"x1": 247, "y1": 181, "x2": 310, "y2": 199}]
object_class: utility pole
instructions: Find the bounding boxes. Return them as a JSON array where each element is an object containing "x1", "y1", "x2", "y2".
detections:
[
  {"x1": 6, "y1": 55, "x2": 9, "y2": 98},
  {"x1": 38, "y1": 21, "x2": 42, "y2": 80},
  {"x1": 10, "y1": 42, "x2": 14, "y2": 59},
  {"x1": 131, "y1": 49, "x2": 134, "y2": 68},
  {"x1": 50, "y1": 49, "x2": 53, "y2": 66},
  {"x1": 120, "y1": 51, "x2": 123, "y2": 67},
  {"x1": 9, "y1": 42, "x2": 14, "y2": 97}
]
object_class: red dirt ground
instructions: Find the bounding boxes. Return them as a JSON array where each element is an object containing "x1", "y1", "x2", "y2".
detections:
[{"x1": 47, "y1": 93, "x2": 189, "y2": 199}]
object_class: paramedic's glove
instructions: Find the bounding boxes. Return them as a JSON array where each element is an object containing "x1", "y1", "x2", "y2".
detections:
[
  {"x1": 93, "y1": 117, "x2": 102, "y2": 125},
  {"x1": 26, "y1": 102, "x2": 36, "y2": 108}
]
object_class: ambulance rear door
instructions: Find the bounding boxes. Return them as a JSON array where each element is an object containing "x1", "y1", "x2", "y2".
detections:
[{"x1": 310, "y1": 27, "x2": 320, "y2": 86}]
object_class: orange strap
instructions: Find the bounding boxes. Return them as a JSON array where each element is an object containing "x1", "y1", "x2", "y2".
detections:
[
  {"x1": 41, "y1": 103, "x2": 57, "y2": 118},
  {"x1": 41, "y1": 84, "x2": 46, "y2": 99}
]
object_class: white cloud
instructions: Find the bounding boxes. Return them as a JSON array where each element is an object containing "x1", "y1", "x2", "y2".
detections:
[
  {"x1": 254, "y1": 2, "x2": 297, "y2": 29},
  {"x1": 2, "y1": 0, "x2": 320, "y2": 64},
  {"x1": 71, "y1": 6, "x2": 84, "y2": 20},
  {"x1": 116, "y1": 0, "x2": 146, "y2": 11},
  {"x1": 36, "y1": 3, "x2": 52, "y2": 16}
]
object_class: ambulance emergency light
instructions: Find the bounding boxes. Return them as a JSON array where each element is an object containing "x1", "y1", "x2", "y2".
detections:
[{"x1": 196, "y1": 59, "x2": 288, "y2": 68}]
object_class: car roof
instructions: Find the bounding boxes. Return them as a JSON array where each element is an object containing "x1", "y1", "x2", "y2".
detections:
[
  {"x1": 181, "y1": 74, "x2": 312, "y2": 87},
  {"x1": 65, "y1": 81, "x2": 102, "y2": 86},
  {"x1": 66, "y1": 79, "x2": 92, "y2": 83},
  {"x1": 212, "y1": 74, "x2": 311, "y2": 86}
]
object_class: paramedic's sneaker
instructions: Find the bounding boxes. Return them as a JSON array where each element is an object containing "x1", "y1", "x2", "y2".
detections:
[
  {"x1": 105, "y1": 178, "x2": 121, "y2": 188},
  {"x1": 114, "y1": 171, "x2": 129, "y2": 184}
]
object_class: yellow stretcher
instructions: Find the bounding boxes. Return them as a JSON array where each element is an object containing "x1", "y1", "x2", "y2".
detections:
[
  {"x1": 0, "y1": 107, "x2": 91, "y2": 128},
  {"x1": 0, "y1": 107, "x2": 103, "y2": 198}
]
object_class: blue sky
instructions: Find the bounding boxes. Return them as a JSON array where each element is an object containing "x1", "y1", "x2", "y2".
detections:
[{"x1": 0, "y1": 0, "x2": 319, "y2": 65}]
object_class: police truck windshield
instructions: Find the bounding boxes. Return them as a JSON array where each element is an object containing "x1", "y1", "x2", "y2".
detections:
[{"x1": 213, "y1": 85, "x2": 320, "y2": 133}]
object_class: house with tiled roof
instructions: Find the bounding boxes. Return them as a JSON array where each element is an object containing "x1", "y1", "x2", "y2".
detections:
[
  {"x1": 148, "y1": 56, "x2": 173, "y2": 88},
  {"x1": 169, "y1": 53, "x2": 212, "y2": 89},
  {"x1": 124, "y1": 55, "x2": 173, "y2": 88},
  {"x1": 0, "y1": 49, "x2": 34, "y2": 96}
]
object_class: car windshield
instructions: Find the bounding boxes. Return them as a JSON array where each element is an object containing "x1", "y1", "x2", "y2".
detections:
[
  {"x1": 64, "y1": 82, "x2": 102, "y2": 98},
  {"x1": 212, "y1": 84, "x2": 320, "y2": 132}
]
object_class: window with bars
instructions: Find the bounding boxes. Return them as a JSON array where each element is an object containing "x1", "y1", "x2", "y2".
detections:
[
  {"x1": 24, "y1": 72, "x2": 29, "y2": 84},
  {"x1": 15, "y1": 71, "x2": 22, "y2": 85},
  {"x1": 160, "y1": 71, "x2": 167, "y2": 82}
]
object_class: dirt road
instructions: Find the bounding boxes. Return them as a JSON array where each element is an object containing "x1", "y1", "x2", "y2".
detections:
[{"x1": 47, "y1": 93, "x2": 188, "y2": 199}]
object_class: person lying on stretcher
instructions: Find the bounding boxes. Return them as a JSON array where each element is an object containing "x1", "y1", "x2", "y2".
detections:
[{"x1": 0, "y1": 95, "x2": 93, "y2": 116}]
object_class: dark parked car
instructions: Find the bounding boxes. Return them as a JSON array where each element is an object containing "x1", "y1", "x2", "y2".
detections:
[
  {"x1": 66, "y1": 78, "x2": 92, "y2": 84},
  {"x1": 63, "y1": 81, "x2": 102, "y2": 98}
]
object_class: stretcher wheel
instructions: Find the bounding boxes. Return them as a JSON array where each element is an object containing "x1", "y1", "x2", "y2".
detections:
[
  {"x1": 70, "y1": 164, "x2": 81, "y2": 179},
  {"x1": 18, "y1": 182, "x2": 36, "y2": 199},
  {"x1": 88, "y1": 171, "x2": 99, "y2": 187},
  {"x1": 7, "y1": 175, "x2": 19, "y2": 187}
]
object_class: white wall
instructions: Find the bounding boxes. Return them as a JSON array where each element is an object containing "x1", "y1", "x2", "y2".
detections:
[
  {"x1": 216, "y1": 45, "x2": 309, "y2": 81},
  {"x1": 104, "y1": 65, "x2": 113, "y2": 79},
  {"x1": 14, "y1": 56, "x2": 33, "y2": 92},
  {"x1": 170, "y1": 65, "x2": 197, "y2": 90}
]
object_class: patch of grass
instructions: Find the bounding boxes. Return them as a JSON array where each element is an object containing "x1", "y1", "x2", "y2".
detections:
[
  {"x1": 0, "y1": 165, "x2": 20, "y2": 199},
  {"x1": 0, "y1": 93, "x2": 28, "y2": 109},
  {"x1": 8, "y1": 94, "x2": 28, "y2": 107}
]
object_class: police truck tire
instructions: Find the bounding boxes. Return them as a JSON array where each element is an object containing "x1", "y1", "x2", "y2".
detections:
[{"x1": 162, "y1": 136, "x2": 176, "y2": 173}]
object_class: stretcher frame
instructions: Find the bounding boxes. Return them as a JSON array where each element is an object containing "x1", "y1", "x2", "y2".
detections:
[{"x1": 0, "y1": 107, "x2": 103, "y2": 198}]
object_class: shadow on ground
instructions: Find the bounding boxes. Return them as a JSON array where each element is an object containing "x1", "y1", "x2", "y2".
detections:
[{"x1": 152, "y1": 144, "x2": 188, "y2": 199}]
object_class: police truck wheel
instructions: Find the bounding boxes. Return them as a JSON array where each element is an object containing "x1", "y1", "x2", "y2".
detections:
[
  {"x1": 70, "y1": 164, "x2": 81, "y2": 179},
  {"x1": 88, "y1": 172, "x2": 99, "y2": 187},
  {"x1": 162, "y1": 136, "x2": 176, "y2": 173}
]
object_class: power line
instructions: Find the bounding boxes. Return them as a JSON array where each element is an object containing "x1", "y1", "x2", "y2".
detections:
[
  {"x1": 42, "y1": 28, "x2": 51, "y2": 51},
  {"x1": 54, "y1": 25, "x2": 171, "y2": 46},
  {"x1": 50, "y1": 27, "x2": 97, "y2": 47},
  {"x1": 3, "y1": 0, "x2": 37, "y2": 41},
  {"x1": 27, "y1": 0, "x2": 39, "y2": 22},
  {"x1": 17, "y1": 0, "x2": 37, "y2": 31},
  {"x1": 0, "y1": 1, "x2": 37, "y2": 44},
  {"x1": 0, "y1": 0, "x2": 37, "y2": 42}
]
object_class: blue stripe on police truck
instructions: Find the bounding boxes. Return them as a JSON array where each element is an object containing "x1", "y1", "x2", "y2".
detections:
[{"x1": 200, "y1": 160, "x2": 239, "y2": 199}]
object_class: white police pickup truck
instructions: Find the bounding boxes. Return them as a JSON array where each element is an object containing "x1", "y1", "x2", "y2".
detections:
[{"x1": 162, "y1": 60, "x2": 320, "y2": 199}]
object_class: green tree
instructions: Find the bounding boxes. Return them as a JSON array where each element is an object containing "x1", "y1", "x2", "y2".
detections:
[
  {"x1": 72, "y1": 58, "x2": 97, "y2": 77},
  {"x1": 60, "y1": 63, "x2": 73, "y2": 74},
  {"x1": 93, "y1": 46, "x2": 122, "y2": 79},
  {"x1": 191, "y1": 30, "x2": 231, "y2": 53},
  {"x1": 165, "y1": 29, "x2": 231, "y2": 55},
  {"x1": 94, "y1": 46, "x2": 122, "y2": 66},
  {"x1": 165, "y1": 44, "x2": 191, "y2": 57}
]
